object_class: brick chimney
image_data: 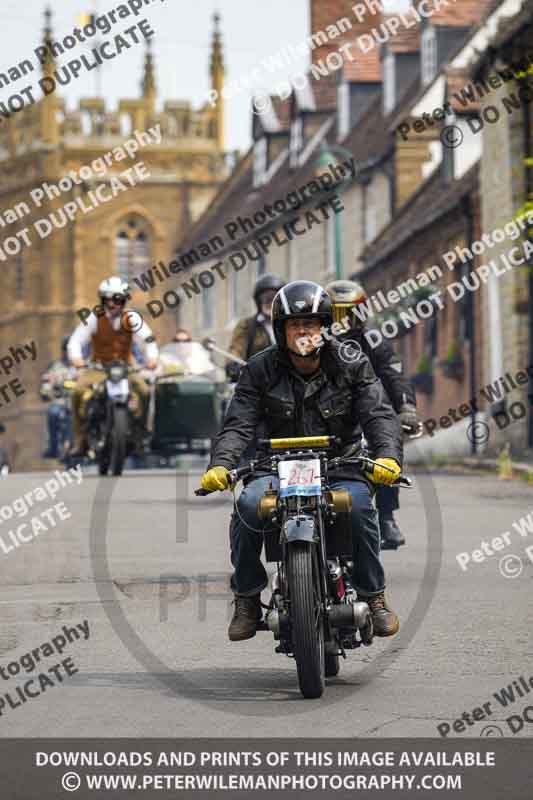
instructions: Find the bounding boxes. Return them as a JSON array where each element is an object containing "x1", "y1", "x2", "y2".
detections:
[{"x1": 310, "y1": 0, "x2": 382, "y2": 65}]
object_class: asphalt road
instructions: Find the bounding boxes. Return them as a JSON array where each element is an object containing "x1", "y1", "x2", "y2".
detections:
[{"x1": 0, "y1": 466, "x2": 532, "y2": 738}]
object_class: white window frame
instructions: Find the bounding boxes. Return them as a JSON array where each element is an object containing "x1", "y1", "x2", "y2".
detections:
[
  {"x1": 365, "y1": 182, "x2": 378, "y2": 244},
  {"x1": 290, "y1": 117, "x2": 303, "y2": 167},
  {"x1": 201, "y1": 284, "x2": 215, "y2": 329},
  {"x1": 338, "y1": 81, "x2": 350, "y2": 140},
  {"x1": 383, "y1": 52, "x2": 396, "y2": 114},
  {"x1": 115, "y1": 217, "x2": 151, "y2": 283},
  {"x1": 253, "y1": 136, "x2": 268, "y2": 188},
  {"x1": 421, "y1": 26, "x2": 437, "y2": 86}
]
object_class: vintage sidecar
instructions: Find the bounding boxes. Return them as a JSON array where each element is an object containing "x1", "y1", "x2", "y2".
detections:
[{"x1": 150, "y1": 342, "x2": 228, "y2": 457}]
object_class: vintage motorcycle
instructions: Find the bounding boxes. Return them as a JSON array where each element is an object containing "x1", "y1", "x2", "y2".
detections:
[
  {"x1": 196, "y1": 435, "x2": 411, "y2": 699},
  {"x1": 83, "y1": 360, "x2": 145, "y2": 476}
]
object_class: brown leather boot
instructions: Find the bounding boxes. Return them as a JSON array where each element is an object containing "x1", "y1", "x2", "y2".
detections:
[
  {"x1": 364, "y1": 592, "x2": 399, "y2": 637},
  {"x1": 228, "y1": 594, "x2": 262, "y2": 641}
]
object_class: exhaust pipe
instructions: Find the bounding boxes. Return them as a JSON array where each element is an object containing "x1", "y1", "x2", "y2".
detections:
[{"x1": 328, "y1": 601, "x2": 370, "y2": 630}]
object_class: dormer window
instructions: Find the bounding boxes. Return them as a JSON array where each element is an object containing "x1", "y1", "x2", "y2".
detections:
[
  {"x1": 383, "y1": 52, "x2": 396, "y2": 114},
  {"x1": 338, "y1": 82, "x2": 350, "y2": 140},
  {"x1": 421, "y1": 26, "x2": 437, "y2": 86},
  {"x1": 253, "y1": 137, "x2": 267, "y2": 188},
  {"x1": 290, "y1": 117, "x2": 303, "y2": 167}
]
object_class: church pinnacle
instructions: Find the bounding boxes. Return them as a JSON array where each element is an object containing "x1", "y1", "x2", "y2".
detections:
[
  {"x1": 42, "y1": 6, "x2": 56, "y2": 79},
  {"x1": 142, "y1": 38, "x2": 157, "y2": 98},
  {"x1": 209, "y1": 12, "x2": 224, "y2": 150}
]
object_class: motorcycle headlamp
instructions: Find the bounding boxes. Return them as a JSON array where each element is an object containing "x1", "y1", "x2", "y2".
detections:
[{"x1": 109, "y1": 365, "x2": 126, "y2": 383}]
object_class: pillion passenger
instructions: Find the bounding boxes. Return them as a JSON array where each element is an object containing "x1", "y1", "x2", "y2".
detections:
[{"x1": 326, "y1": 279, "x2": 419, "y2": 549}]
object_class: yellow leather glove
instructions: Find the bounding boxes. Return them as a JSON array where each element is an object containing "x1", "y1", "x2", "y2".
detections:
[
  {"x1": 366, "y1": 458, "x2": 401, "y2": 486},
  {"x1": 200, "y1": 466, "x2": 231, "y2": 493}
]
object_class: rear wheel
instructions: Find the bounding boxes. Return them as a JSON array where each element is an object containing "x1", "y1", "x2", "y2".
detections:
[
  {"x1": 110, "y1": 406, "x2": 128, "y2": 476},
  {"x1": 288, "y1": 543, "x2": 325, "y2": 699}
]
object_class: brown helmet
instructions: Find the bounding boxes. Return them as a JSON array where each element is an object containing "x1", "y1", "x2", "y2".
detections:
[{"x1": 326, "y1": 279, "x2": 368, "y2": 328}]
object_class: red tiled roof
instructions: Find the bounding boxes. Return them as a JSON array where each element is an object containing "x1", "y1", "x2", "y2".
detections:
[
  {"x1": 383, "y1": 11, "x2": 421, "y2": 53},
  {"x1": 342, "y1": 48, "x2": 381, "y2": 82},
  {"x1": 414, "y1": 0, "x2": 494, "y2": 27}
]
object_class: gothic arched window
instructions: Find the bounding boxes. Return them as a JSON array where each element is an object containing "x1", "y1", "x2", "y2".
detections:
[{"x1": 115, "y1": 215, "x2": 151, "y2": 282}]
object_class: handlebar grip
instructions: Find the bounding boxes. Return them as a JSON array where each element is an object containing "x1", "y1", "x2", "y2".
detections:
[
  {"x1": 394, "y1": 476, "x2": 413, "y2": 488},
  {"x1": 194, "y1": 488, "x2": 211, "y2": 496},
  {"x1": 233, "y1": 464, "x2": 252, "y2": 480}
]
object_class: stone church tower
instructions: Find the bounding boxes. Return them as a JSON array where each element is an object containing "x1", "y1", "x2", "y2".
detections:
[{"x1": 0, "y1": 8, "x2": 228, "y2": 470}]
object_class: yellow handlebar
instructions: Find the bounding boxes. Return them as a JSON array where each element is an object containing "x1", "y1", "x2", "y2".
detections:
[{"x1": 267, "y1": 436, "x2": 331, "y2": 450}]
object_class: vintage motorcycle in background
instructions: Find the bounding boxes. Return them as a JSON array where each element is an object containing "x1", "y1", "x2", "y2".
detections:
[
  {"x1": 82, "y1": 360, "x2": 146, "y2": 476},
  {"x1": 196, "y1": 435, "x2": 411, "y2": 699}
]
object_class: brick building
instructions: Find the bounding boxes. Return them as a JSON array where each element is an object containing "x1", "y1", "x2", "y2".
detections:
[
  {"x1": 0, "y1": 9, "x2": 228, "y2": 470},
  {"x1": 468, "y1": 0, "x2": 533, "y2": 455},
  {"x1": 356, "y1": 2, "x2": 493, "y2": 444},
  {"x1": 174, "y1": 0, "x2": 532, "y2": 459}
]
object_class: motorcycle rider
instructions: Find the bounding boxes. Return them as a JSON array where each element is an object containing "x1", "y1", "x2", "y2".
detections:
[
  {"x1": 200, "y1": 280, "x2": 403, "y2": 642},
  {"x1": 40, "y1": 336, "x2": 75, "y2": 459},
  {"x1": 226, "y1": 273, "x2": 285, "y2": 380},
  {"x1": 67, "y1": 276, "x2": 159, "y2": 455},
  {"x1": 326, "y1": 280, "x2": 419, "y2": 550}
]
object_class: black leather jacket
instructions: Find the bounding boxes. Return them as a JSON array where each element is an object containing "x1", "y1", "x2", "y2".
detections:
[{"x1": 210, "y1": 342, "x2": 402, "y2": 479}]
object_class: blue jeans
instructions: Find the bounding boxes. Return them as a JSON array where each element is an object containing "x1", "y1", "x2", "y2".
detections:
[
  {"x1": 46, "y1": 403, "x2": 73, "y2": 457},
  {"x1": 229, "y1": 476, "x2": 384, "y2": 598}
]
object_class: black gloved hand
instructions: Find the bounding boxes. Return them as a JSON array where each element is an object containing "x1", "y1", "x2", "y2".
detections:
[
  {"x1": 399, "y1": 403, "x2": 418, "y2": 430},
  {"x1": 226, "y1": 362, "x2": 241, "y2": 383}
]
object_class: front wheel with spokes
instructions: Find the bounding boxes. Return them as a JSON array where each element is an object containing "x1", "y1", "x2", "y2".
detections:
[{"x1": 287, "y1": 543, "x2": 325, "y2": 699}]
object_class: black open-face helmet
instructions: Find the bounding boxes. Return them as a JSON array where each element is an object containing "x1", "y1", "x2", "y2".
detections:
[
  {"x1": 253, "y1": 273, "x2": 285, "y2": 310},
  {"x1": 272, "y1": 280, "x2": 332, "y2": 353}
]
